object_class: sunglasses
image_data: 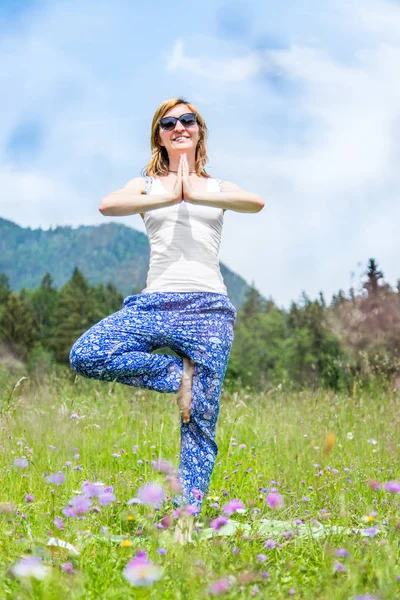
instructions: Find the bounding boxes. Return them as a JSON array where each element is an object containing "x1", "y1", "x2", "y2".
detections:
[{"x1": 158, "y1": 112, "x2": 197, "y2": 131}]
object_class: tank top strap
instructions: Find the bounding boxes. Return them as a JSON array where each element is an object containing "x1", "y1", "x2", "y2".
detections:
[
  {"x1": 214, "y1": 178, "x2": 223, "y2": 192},
  {"x1": 144, "y1": 175, "x2": 153, "y2": 195}
]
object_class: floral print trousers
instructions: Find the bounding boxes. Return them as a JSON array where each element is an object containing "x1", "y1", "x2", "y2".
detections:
[{"x1": 69, "y1": 291, "x2": 237, "y2": 512}]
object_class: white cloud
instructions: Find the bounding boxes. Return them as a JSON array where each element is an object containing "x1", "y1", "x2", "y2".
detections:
[{"x1": 167, "y1": 38, "x2": 262, "y2": 81}]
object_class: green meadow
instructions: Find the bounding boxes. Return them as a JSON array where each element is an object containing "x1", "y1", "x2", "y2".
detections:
[{"x1": 0, "y1": 365, "x2": 399, "y2": 599}]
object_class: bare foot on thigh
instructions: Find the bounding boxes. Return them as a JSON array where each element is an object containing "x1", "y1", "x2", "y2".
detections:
[{"x1": 176, "y1": 357, "x2": 194, "y2": 424}]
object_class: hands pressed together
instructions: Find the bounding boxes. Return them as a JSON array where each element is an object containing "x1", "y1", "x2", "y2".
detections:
[{"x1": 169, "y1": 153, "x2": 197, "y2": 203}]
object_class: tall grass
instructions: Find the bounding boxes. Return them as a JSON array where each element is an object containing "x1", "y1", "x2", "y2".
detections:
[{"x1": 0, "y1": 364, "x2": 399, "y2": 599}]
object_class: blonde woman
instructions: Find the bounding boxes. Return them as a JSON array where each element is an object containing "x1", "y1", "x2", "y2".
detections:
[{"x1": 69, "y1": 97, "x2": 264, "y2": 540}]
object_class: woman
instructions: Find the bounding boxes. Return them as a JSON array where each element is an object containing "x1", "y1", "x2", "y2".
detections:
[{"x1": 69, "y1": 97, "x2": 264, "y2": 540}]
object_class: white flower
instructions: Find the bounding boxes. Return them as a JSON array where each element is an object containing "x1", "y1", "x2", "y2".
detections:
[
  {"x1": 346, "y1": 432, "x2": 354, "y2": 440},
  {"x1": 11, "y1": 556, "x2": 48, "y2": 580}
]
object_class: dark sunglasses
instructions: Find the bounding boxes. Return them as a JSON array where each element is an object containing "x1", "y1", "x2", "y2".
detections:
[{"x1": 158, "y1": 112, "x2": 197, "y2": 131}]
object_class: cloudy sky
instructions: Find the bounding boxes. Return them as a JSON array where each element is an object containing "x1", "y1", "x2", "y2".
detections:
[{"x1": 1, "y1": 0, "x2": 399, "y2": 309}]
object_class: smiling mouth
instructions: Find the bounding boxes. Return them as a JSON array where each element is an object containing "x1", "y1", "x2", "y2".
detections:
[{"x1": 173, "y1": 136, "x2": 190, "y2": 141}]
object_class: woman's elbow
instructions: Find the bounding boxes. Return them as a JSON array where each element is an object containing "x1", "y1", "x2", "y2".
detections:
[{"x1": 99, "y1": 196, "x2": 110, "y2": 215}]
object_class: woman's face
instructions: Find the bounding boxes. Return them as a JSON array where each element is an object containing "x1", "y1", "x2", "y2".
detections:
[{"x1": 158, "y1": 104, "x2": 200, "y2": 155}]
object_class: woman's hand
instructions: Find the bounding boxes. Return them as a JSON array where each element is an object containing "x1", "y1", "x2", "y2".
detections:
[
  {"x1": 170, "y1": 154, "x2": 183, "y2": 202},
  {"x1": 169, "y1": 154, "x2": 195, "y2": 203},
  {"x1": 181, "y1": 154, "x2": 195, "y2": 201}
]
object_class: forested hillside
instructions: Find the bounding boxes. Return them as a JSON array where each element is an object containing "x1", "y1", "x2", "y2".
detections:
[{"x1": 0, "y1": 217, "x2": 253, "y2": 308}]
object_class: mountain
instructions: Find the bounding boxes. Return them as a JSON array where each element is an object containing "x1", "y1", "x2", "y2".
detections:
[{"x1": 0, "y1": 217, "x2": 262, "y2": 309}]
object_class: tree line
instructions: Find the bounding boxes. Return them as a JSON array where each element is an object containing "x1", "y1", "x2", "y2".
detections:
[{"x1": 1, "y1": 259, "x2": 400, "y2": 393}]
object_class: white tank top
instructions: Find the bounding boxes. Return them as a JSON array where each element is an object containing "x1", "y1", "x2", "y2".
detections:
[{"x1": 141, "y1": 176, "x2": 228, "y2": 295}]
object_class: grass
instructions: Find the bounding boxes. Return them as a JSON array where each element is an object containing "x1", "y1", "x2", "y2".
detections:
[{"x1": 0, "y1": 364, "x2": 399, "y2": 599}]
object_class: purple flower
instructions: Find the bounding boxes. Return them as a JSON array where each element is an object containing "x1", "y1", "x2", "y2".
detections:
[
  {"x1": 11, "y1": 556, "x2": 48, "y2": 579},
  {"x1": 335, "y1": 548, "x2": 350, "y2": 557},
  {"x1": 46, "y1": 472, "x2": 65, "y2": 485},
  {"x1": 123, "y1": 550, "x2": 161, "y2": 587},
  {"x1": 257, "y1": 554, "x2": 266, "y2": 562},
  {"x1": 25, "y1": 494, "x2": 34, "y2": 503},
  {"x1": 14, "y1": 457, "x2": 29, "y2": 468},
  {"x1": 209, "y1": 577, "x2": 232, "y2": 595},
  {"x1": 54, "y1": 516, "x2": 65, "y2": 530},
  {"x1": 222, "y1": 498, "x2": 245, "y2": 515},
  {"x1": 98, "y1": 492, "x2": 116, "y2": 506},
  {"x1": 157, "y1": 548, "x2": 166, "y2": 555},
  {"x1": 151, "y1": 460, "x2": 175, "y2": 475},
  {"x1": 384, "y1": 481, "x2": 400, "y2": 493},
  {"x1": 266, "y1": 492, "x2": 284, "y2": 509},
  {"x1": 191, "y1": 488, "x2": 204, "y2": 502},
  {"x1": 210, "y1": 516, "x2": 229, "y2": 531},
  {"x1": 61, "y1": 561, "x2": 75, "y2": 573},
  {"x1": 334, "y1": 561, "x2": 345, "y2": 573},
  {"x1": 63, "y1": 496, "x2": 92, "y2": 517},
  {"x1": 82, "y1": 482, "x2": 105, "y2": 497},
  {"x1": 282, "y1": 531, "x2": 293, "y2": 540},
  {"x1": 264, "y1": 539, "x2": 276, "y2": 549},
  {"x1": 261, "y1": 572, "x2": 270, "y2": 579},
  {"x1": 364, "y1": 526, "x2": 379, "y2": 537},
  {"x1": 137, "y1": 483, "x2": 165, "y2": 509}
]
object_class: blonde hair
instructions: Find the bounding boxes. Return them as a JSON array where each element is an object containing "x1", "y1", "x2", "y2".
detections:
[{"x1": 141, "y1": 97, "x2": 211, "y2": 178}]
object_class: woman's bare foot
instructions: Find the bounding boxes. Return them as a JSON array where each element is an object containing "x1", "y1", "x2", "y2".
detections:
[
  {"x1": 174, "y1": 514, "x2": 194, "y2": 544},
  {"x1": 176, "y1": 357, "x2": 194, "y2": 424}
]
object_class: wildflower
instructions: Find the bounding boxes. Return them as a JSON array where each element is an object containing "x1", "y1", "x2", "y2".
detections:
[
  {"x1": 334, "y1": 561, "x2": 345, "y2": 573},
  {"x1": 261, "y1": 571, "x2": 270, "y2": 579},
  {"x1": 282, "y1": 531, "x2": 292, "y2": 540},
  {"x1": 11, "y1": 556, "x2": 48, "y2": 580},
  {"x1": 151, "y1": 460, "x2": 175, "y2": 475},
  {"x1": 368, "y1": 479, "x2": 381, "y2": 490},
  {"x1": 46, "y1": 472, "x2": 65, "y2": 485},
  {"x1": 63, "y1": 496, "x2": 92, "y2": 517},
  {"x1": 209, "y1": 577, "x2": 232, "y2": 595},
  {"x1": 49, "y1": 445, "x2": 57, "y2": 451},
  {"x1": 210, "y1": 516, "x2": 229, "y2": 531},
  {"x1": 368, "y1": 439, "x2": 377, "y2": 445},
  {"x1": 384, "y1": 481, "x2": 400, "y2": 493},
  {"x1": 364, "y1": 526, "x2": 379, "y2": 537},
  {"x1": 157, "y1": 548, "x2": 166, "y2": 555},
  {"x1": 346, "y1": 432, "x2": 354, "y2": 440},
  {"x1": 54, "y1": 516, "x2": 65, "y2": 530},
  {"x1": 223, "y1": 498, "x2": 245, "y2": 515},
  {"x1": 137, "y1": 483, "x2": 165, "y2": 509},
  {"x1": 82, "y1": 482, "x2": 105, "y2": 497},
  {"x1": 257, "y1": 554, "x2": 266, "y2": 562},
  {"x1": 264, "y1": 539, "x2": 276, "y2": 549},
  {"x1": 266, "y1": 492, "x2": 284, "y2": 509},
  {"x1": 123, "y1": 550, "x2": 161, "y2": 587},
  {"x1": 121, "y1": 540, "x2": 132, "y2": 547},
  {"x1": 14, "y1": 457, "x2": 29, "y2": 468},
  {"x1": 250, "y1": 585, "x2": 259, "y2": 596},
  {"x1": 25, "y1": 494, "x2": 34, "y2": 503},
  {"x1": 335, "y1": 548, "x2": 350, "y2": 557},
  {"x1": 191, "y1": 488, "x2": 204, "y2": 502},
  {"x1": 239, "y1": 444, "x2": 247, "y2": 449},
  {"x1": 98, "y1": 492, "x2": 116, "y2": 506},
  {"x1": 61, "y1": 561, "x2": 75, "y2": 573}
]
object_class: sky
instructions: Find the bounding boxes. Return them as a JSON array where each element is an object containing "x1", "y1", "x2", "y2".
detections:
[{"x1": 1, "y1": 0, "x2": 400, "y2": 310}]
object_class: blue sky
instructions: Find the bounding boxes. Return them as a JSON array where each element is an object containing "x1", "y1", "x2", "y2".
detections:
[{"x1": 1, "y1": 0, "x2": 400, "y2": 309}]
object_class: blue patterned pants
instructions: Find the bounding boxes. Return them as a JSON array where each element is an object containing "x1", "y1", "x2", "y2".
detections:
[{"x1": 69, "y1": 291, "x2": 237, "y2": 512}]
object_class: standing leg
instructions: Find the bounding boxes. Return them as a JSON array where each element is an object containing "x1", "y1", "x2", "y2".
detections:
[{"x1": 165, "y1": 293, "x2": 237, "y2": 513}]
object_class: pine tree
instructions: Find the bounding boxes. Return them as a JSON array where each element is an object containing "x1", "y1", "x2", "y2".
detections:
[
  {"x1": 26, "y1": 273, "x2": 59, "y2": 347},
  {"x1": 50, "y1": 267, "x2": 104, "y2": 363},
  {"x1": 241, "y1": 282, "x2": 265, "y2": 320},
  {"x1": 0, "y1": 291, "x2": 36, "y2": 358},
  {"x1": 362, "y1": 258, "x2": 384, "y2": 298}
]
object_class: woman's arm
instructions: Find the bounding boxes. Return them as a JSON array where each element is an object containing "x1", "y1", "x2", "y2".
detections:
[
  {"x1": 186, "y1": 180, "x2": 265, "y2": 213},
  {"x1": 99, "y1": 177, "x2": 178, "y2": 217}
]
